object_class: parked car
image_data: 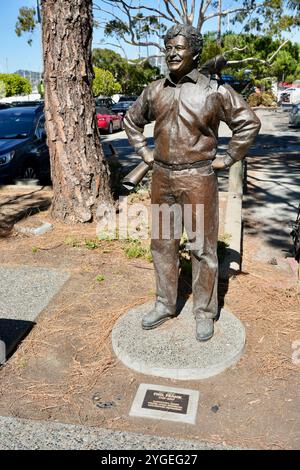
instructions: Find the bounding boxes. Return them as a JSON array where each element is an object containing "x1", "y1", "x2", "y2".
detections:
[
  {"x1": 289, "y1": 103, "x2": 300, "y2": 127},
  {"x1": 10, "y1": 100, "x2": 44, "y2": 108},
  {"x1": 0, "y1": 103, "x2": 11, "y2": 110},
  {"x1": 95, "y1": 96, "x2": 115, "y2": 109},
  {"x1": 0, "y1": 105, "x2": 50, "y2": 183},
  {"x1": 96, "y1": 106, "x2": 123, "y2": 133},
  {"x1": 111, "y1": 101, "x2": 134, "y2": 118},
  {"x1": 278, "y1": 87, "x2": 296, "y2": 104},
  {"x1": 118, "y1": 95, "x2": 138, "y2": 102}
]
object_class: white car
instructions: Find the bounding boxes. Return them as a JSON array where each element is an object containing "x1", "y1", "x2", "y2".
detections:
[
  {"x1": 290, "y1": 88, "x2": 300, "y2": 104},
  {"x1": 278, "y1": 87, "x2": 296, "y2": 103},
  {"x1": 289, "y1": 103, "x2": 300, "y2": 127}
]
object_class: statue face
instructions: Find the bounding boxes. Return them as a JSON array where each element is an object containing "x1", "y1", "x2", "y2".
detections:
[{"x1": 165, "y1": 35, "x2": 195, "y2": 80}]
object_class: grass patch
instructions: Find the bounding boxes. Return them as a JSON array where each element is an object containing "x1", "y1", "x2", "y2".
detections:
[
  {"x1": 85, "y1": 239, "x2": 101, "y2": 250},
  {"x1": 95, "y1": 274, "x2": 105, "y2": 282},
  {"x1": 122, "y1": 238, "x2": 152, "y2": 262},
  {"x1": 64, "y1": 236, "x2": 81, "y2": 247}
]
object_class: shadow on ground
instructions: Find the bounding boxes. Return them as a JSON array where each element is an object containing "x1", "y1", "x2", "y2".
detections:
[
  {"x1": 0, "y1": 319, "x2": 35, "y2": 361},
  {"x1": 0, "y1": 187, "x2": 52, "y2": 238}
]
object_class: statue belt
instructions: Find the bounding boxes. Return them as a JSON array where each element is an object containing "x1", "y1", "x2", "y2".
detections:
[{"x1": 154, "y1": 159, "x2": 212, "y2": 171}]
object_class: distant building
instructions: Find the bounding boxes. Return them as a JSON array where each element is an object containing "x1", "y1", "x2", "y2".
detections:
[
  {"x1": 14, "y1": 70, "x2": 42, "y2": 92},
  {"x1": 148, "y1": 56, "x2": 168, "y2": 76}
]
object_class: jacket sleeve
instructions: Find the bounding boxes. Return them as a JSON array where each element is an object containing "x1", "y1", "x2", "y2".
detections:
[
  {"x1": 219, "y1": 84, "x2": 261, "y2": 161},
  {"x1": 124, "y1": 86, "x2": 153, "y2": 160}
]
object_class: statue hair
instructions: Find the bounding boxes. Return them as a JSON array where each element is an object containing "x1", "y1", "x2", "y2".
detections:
[{"x1": 164, "y1": 24, "x2": 203, "y2": 58}]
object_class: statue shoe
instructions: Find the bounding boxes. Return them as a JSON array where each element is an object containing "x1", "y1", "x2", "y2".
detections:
[
  {"x1": 195, "y1": 317, "x2": 214, "y2": 342},
  {"x1": 142, "y1": 304, "x2": 176, "y2": 330}
]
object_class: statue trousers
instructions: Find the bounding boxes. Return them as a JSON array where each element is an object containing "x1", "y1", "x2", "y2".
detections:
[{"x1": 151, "y1": 161, "x2": 219, "y2": 319}]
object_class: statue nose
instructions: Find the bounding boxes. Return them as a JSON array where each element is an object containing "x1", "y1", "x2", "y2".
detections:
[{"x1": 169, "y1": 48, "x2": 178, "y2": 57}]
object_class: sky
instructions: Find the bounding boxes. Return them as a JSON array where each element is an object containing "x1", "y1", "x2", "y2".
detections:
[{"x1": 0, "y1": 0, "x2": 299, "y2": 74}]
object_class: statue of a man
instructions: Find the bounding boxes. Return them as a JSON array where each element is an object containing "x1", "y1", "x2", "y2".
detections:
[{"x1": 124, "y1": 25, "x2": 261, "y2": 341}]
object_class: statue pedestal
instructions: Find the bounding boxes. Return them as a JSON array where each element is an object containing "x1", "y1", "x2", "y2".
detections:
[{"x1": 112, "y1": 301, "x2": 246, "y2": 380}]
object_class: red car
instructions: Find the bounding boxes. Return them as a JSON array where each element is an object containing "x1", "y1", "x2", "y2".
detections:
[{"x1": 96, "y1": 106, "x2": 123, "y2": 134}]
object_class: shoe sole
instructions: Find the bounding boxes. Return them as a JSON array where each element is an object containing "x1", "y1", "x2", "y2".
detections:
[
  {"x1": 142, "y1": 315, "x2": 175, "y2": 330},
  {"x1": 195, "y1": 332, "x2": 214, "y2": 342}
]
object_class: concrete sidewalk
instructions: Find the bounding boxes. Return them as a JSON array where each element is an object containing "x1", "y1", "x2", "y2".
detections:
[{"x1": 0, "y1": 416, "x2": 241, "y2": 450}]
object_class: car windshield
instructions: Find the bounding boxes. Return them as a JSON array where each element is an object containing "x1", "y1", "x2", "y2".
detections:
[
  {"x1": 96, "y1": 107, "x2": 110, "y2": 115},
  {"x1": 113, "y1": 102, "x2": 130, "y2": 109},
  {"x1": 119, "y1": 96, "x2": 137, "y2": 102},
  {"x1": 0, "y1": 110, "x2": 34, "y2": 139}
]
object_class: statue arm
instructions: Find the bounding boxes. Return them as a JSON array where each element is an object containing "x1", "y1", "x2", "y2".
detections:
[
  {"x1": 124, "y1": 87, "x2": 154, "y2": 166},
  {"x1": 219, "y1": 84, "x2": 261, "y2": 164}
]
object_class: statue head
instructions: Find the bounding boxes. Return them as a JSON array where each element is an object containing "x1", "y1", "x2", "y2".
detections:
[{"x1": 164, "y1": 24, "x2": 203, "y2": 80}]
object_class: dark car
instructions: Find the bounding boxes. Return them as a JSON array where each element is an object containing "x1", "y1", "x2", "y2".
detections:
[
  {"x1": 111, "y1": 101, "x2": 134, "y2": 118},
  {"x1": 10, "y1": 100, "x2": 44, "y2": 108},
  {"x1": 0, "y1": 105, "x2": 50, "y2": 184},
  {"x1": 118, "y1": 95, "x2": 138, "y2": 102},
  {"x1": 0, "y1": 103, "x2": 11, "y2": 110},
  {"x1": 95, "y1": 96, "x2": 116, "y2": 109}
]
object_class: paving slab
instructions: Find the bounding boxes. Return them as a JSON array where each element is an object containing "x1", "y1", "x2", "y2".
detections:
[
  {"x1": 112, "y1": 301, "x2": 245, "y2": 380},
  {"x1": 0, "y1": 266, "x2": 70, "y2": 356}
]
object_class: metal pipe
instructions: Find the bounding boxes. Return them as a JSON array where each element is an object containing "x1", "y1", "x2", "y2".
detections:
[{"x1": 122, "y1": 161, "x2": 149, "y2": 190}]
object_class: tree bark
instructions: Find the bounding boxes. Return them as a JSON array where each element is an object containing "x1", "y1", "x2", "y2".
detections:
[{"x1": 41, "y1": 0, "x2": 113, "y2": 223}]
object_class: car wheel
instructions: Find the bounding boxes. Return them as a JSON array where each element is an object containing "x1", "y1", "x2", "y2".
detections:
[
  {"x1": 21, "y1": 164, "x2": 38, "y2": 180},
  {"x1": 108, "y1": 122, "x2": 113, "y2": 134}
]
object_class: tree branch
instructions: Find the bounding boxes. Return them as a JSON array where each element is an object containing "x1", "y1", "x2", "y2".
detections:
[
  {"x1": 96, "y1": 40, "x2": 128, "y2": 60},
  {"x1": 226, "y1": 39, "x2": 289, "y2": 66},
  {"x1": 204, "y1": 7, "x2": 250, "y2": 21},
  {"x1": 227, "y1": 57, "x2": 270, "y2": 65},
  {"x1": 123, "y1": 3, "x2": 164, "y2": 51},
  {"x1": 127, "y1": 55, "x2": 164, "y2": 65},
  {"x1": 268, "y1": 39, "x2": 289, "y2": 62},
  {"x1": 197, "y1": 0, "x2": 212, "y2": 30},
  {"x1": 223, "y1": 46, "x2": 248, "y2": 58},
  {"x1": 97, "y1": 0, "x2": 174, "y2": 24},
  {"x1": 179, "y1": 0, "x2": 188, "y2": 23},
  {"x1": 188, "y1": 0, "x2": 196, "y2": 25},
  {"x1": 163, "y1": 0, "x2": 183, "y2": 22}
]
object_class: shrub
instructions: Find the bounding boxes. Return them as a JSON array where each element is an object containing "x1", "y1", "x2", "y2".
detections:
[
  {"x1": 93, "y1": 67, "x2": 121, "y2": 97},
  {"x1": 247, "y1": 91, "x2": 277, "y2": 107},
  {"x1": 0, "y1": 73, "x2": 31, "y2": 97}
]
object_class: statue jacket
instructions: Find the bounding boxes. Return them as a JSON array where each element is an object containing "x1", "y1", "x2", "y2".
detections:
[{"x1": 124, "y1": 69, "x2": 261, "y2": 166}]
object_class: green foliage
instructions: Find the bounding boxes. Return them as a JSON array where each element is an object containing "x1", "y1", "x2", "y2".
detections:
[
  {"x1": 85, "y1": 238, "x2": 101, "y2": 249},
  {"x1": 0, "y1": 74, "x2": 31, "y2": 97},
  {"x1": 0, "y1": 81, "x2": 6, "y2": 99},
  {"x1": 15, "y1": 7, "x2": 37, "y2": 46},
  {"x1": 201, "y1": 32, "x2": 300, "y2": 83},
  {"x1": 92, "y1": 48, "x2": 160, "y2": 94},
  {"x1": 122, "y1": 238, "x2": 152, "y2": 262},
  {"x1": 93, "y1": 67, "x2": 121, "y2": 96},
  {"x1": 231, "y1": 0, "x2": 300, "y2": 37},
  {"x1": 37, "y1": 81, "x2": 44, "y2": 98},
  {"x1": 64, "y1": 235, "x2": 80, "y2": 247},
  {"x1": 95, "y1": 274, "x2": 105, "y2": 282}
]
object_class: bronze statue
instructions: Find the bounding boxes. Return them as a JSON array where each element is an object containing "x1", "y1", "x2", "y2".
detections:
[{"x1": 124, "y1": 25, "x2": 261, "y2": 341}]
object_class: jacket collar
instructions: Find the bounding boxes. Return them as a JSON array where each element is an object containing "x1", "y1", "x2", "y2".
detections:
[{"x1": 165, "y1": 68, "x2": 200, "y2": 86}]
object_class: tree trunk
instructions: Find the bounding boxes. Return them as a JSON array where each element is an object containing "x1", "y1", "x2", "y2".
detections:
[{"x1": 41, "y1": 0, "x2": 113, "y2": 223}]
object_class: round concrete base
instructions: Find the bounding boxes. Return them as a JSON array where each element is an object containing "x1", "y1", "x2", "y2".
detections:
[{"x1": 112, "y1": 301, "x2": 246, "y2": 380}]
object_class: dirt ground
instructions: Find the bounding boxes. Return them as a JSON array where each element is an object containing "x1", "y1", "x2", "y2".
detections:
[{"x1": 0, "y1": 187, "x2": 299, "y2": 450}]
